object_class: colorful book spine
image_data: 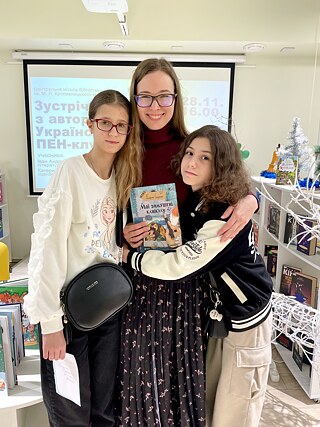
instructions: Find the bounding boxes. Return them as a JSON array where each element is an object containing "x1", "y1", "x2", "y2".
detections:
[
  {"x1": 0, "y1": 209, "x2": 3, "y2": 238},
  {"x1": 0, "y1": 326, "x2": 9, "y2": 396}
]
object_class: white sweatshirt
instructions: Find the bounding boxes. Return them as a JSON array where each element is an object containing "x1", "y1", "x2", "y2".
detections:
[{"x1": 24, "y1": 156, "x2": 126, "y2": 334}]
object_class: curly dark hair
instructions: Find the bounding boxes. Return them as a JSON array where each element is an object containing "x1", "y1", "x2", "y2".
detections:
[{"x1": 171, "y1": 125, "x2": 252, "y2": 211}]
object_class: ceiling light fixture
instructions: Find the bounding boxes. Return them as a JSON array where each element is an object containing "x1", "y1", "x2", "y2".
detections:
[
  {"x1": 103, "y1": 41, "x2": 125, "y2": 50},
  {"x1": 243, "y1": 43, "x2": 265, "y2": 52},
  {"x1": 280, "y1": 46, "x2": 295, "y2": 54}
]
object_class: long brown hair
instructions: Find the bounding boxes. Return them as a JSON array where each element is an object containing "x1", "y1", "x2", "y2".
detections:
[
  {"x1": 172, "y1": 125, "x2": 252, "y2": 211},
  {"x1": 130, "y1": 58, "x2": 189, "y2": 147},
  {"x1": 88, "y1": 90, "x2": 142, "y2": 210}
]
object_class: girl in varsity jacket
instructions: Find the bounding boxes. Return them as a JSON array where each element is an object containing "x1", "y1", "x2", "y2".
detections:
[{"x1": 123, "y1": 125, "x2": 273, "y2": 427}]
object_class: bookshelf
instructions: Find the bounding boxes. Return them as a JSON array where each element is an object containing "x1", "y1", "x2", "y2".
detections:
[
  {"x1": 0, "y1": 174, "x2": 12, "y2": 261},
  {"x1": 0, "y1": 349, "x2": 48, "y2": 427},
  {"x1": 252, "y1": 176, "x2": 320, "y2": 400}
]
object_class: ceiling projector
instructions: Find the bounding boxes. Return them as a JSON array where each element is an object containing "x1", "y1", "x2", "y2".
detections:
[{"x1": 81, "y1": 0, "x2": 128, "y2": 13}]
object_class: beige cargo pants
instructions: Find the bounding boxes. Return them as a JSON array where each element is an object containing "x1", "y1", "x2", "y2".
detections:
[{"x1": 206, "y1": 312, "x2": 272, "y2": 427}]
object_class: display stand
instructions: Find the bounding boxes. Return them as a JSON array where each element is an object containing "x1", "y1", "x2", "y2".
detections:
[
  {"x1": 252, "y1": 176, "x2": 320, "y2": 400},
  {"x1": 0, "y1": 350, "x2": 48, "y2": 427}
]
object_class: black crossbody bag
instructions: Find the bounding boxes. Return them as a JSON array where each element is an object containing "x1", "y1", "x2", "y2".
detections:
[{"x1": 60, "y1": 210, "x2": 132, "y2": 342}]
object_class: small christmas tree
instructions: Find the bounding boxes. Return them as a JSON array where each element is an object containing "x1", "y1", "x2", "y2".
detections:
[{"x1": 278, "y1": 117, "x2": 313, "y2": 178}]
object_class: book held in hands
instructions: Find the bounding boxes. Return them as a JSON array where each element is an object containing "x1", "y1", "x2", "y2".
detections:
[{"x1": 130, "y1": 183, "x2": 182, "y2": 252}]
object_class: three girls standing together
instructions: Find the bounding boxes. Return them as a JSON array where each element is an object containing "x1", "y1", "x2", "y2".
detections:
[{"x1": 24, "y1": 58, "x2": 273, "y2": 427}]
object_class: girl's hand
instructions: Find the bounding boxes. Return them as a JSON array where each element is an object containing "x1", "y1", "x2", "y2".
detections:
[
  {"x1": 42, "y1": 330, "x2": 66, "y2": 361},
  {"x1": 122, "y1": 244, "x2": 130, "y2": 263},
  {"x1": 217, "y1": 194, "x2": 258, "y2": 242},
  {"x1": 123, "y1": 222, "x2": 150, "y2": 248}
]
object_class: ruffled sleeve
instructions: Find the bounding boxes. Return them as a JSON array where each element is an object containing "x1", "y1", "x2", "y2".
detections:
[{"x1": 24, "y1": 186, "x2": 72, "y2": 334}]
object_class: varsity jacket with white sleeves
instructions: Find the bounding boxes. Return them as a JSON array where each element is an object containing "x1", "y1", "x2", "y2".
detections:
[{"x1": 127, "y1": 190, "x2": 273, "y2": 332}]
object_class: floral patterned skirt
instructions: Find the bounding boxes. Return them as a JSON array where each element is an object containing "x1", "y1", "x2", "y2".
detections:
[{"x1": 117, "y1": 272, "x2": 207, "y2": 427}]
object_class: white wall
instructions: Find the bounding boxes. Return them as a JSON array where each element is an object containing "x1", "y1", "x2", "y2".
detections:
[
  {"x1": 0, "y1": 61, "x2": 38, "y2": 260},
  {"x1": 233, "y1": 55, "x2": 320, "y2": 177},
  {"x1": 0, "y1": 53, "x2": 319, "y2": 260}
]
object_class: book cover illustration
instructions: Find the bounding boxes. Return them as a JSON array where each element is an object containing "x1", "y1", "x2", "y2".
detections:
[
  {"x1": 0, "y1": 209, "x2": 3, "y2": 239},
  {"x1": 275, "y1": 155, "x2": 298, "y2": 185},
  {"x1": 0, "y1": 326, "x2": 8, "y2": 396},
  {"x1": 0, "y1": 314, "x2": 16, "y2": 388},
  {"x1": 130, "y1": 183, "x2": 182, "y2": 252},
  {"x1": 0, "y1": 303, "x2": 24, "y2": 364},
  {"x1": 292, "y1": 341, "x2": 304, "y2": 371},
  {"x1": 264, "y1": 244, "x2": 278, "y2": 257},
  {"x1": 290, "y1": 271, "x2": 318, "y2": 308},
  {"x1": 276, "y1": 330, "x2": 293, "y2": 351},
  {"x1": 0, "y1": 284, "x2": 39, "y2": 350},
  {"x1": 283, "y1": 212, "x2": 298, "y2": 245},
  {"x1": 266, "y1": 249, "x2": 278, "y2": 277},
  {"x1": 296, "y1": 220, "x2": 317, "y2": 256},
  {"x1": 279, "y1": 264, "x2": 302, "y2": 295},
  {"x1": 253, "y1": 222, "x2": 259, "y2": 248},
  {"x1": 268, "y1": 205, "x2": 280, "y2": 238}
]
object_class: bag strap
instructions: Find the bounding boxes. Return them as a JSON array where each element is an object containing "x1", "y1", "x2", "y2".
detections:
[{"x1": 116, "y1": 209, "x2": 124, "y2": 249}]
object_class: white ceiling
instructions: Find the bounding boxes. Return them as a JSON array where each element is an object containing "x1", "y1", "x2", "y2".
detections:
[{"x1": 0, "y1": 0, "x2": 319, "y2": 61}]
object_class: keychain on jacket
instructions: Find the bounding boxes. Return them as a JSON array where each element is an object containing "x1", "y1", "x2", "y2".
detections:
[{"x1": 205, "y1": 282, "x2": 229, "y2": 338}]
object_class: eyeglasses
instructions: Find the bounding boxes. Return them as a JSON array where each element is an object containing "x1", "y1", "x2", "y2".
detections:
[
  {"x1": 91, "y1": 119, "x2": 133, "y2": 135},
  {"x1": 134, "y1": 93, "x2": 177, "y2": 108}
]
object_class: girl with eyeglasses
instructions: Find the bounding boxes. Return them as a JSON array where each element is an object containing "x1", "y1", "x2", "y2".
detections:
[
  {"x1": 24, "y1": 90, "x2": 142, "y2": 427},
  {"x1": 118, "y1": 59, "x2": 259, "y2": 426}
]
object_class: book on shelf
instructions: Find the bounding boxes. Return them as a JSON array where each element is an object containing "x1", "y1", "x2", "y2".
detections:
[
  {"x1": 283, "y1": 212, "x2": 298, "y2": 245},
  {"x1": 130, "y1": 183, "x2": 182, "y2": 253},
  {"x1": 0, "y1": 326, "x2": 9, "y2": 396},
  {"x1": 266, "y1": 249, "x2": 278, "y2": 277},
  {"x1": 0, "y1": 314, "x2": 16, "y2": 388},
  {"x1": 276, "y1": 331, "x2": 293, "y2": 351},
  {"x1": 267, "y1": 204, "x2": 280, "y2": 238},
  {"x1": 0, "y1": 303, "x2": 25, "y2": 365},
  {"x1": 275, "y1": 155, "x2": 298, "y2": 185},
  {"x1": 0, "y1": 180, "x2": 3, "y2": 204},
  {"x1": 292, "y1": 340, "x2": 304, "y2": 371},
  {"x1": 0, "y1": 282, "x2": 39, "y2": 350},
  {"x1": 0, "y1": 209, "x2": 3, "y2": 238},
  {"x1": 279, "y1": 264, "x2": 302, "y2": 295},
  {"x1": 264, "y1": 244, "x2": 278, "y2": 257},
  {"x1": 253, "y1": 222, "x2": 259, "y2": 248},
  {"x1": 290, "y1": 271, "x2": 318, "y2": 308},
  {"x1": 296, "y1": 219, "x2": 318, "y2": 256}
]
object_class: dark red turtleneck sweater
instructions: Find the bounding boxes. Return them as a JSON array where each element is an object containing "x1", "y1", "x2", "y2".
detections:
[{"x1": 141, "y1": 123, "x2": 188, "y2": 206}]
